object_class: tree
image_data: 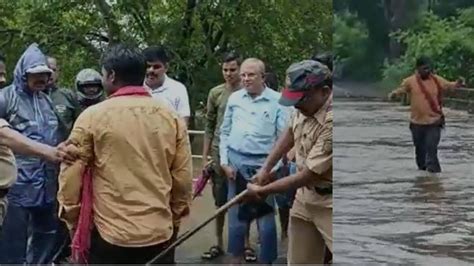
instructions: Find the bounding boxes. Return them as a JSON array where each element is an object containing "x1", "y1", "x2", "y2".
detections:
[
  {"x1": 0, "y1": 0, "x2": 332, "y2": 121},
  {"x1": 383, "y1": 0, "x2": 424, "y2": 59},
  {"x1": 333, "y1": 0, "x2": 473, "y2": 81}
]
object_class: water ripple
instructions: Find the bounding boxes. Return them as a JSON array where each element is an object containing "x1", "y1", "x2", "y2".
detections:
[{"x1": 334, "y1": 100, "x2": 474, "y2": 264}]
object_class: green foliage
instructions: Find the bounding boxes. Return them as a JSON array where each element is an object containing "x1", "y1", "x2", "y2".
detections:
[
  {"x1": 333, "y1": 11, "x2": 368, "y2": 61},
  {"x1": 333, "y1": 0, "x2": 474, "y2": 85},
  {"x1": 0, "y1": 0, "x2": 331, "y2": 118},
  {"x1": 382, "y1": 10, "x2": 474, "y2": 88},
  {"x1": 430, "y1": 0, "x2": 474, "y2": 18},
  {"x1": 333, "y1": 10, "x2": 382, "y2": 80}
]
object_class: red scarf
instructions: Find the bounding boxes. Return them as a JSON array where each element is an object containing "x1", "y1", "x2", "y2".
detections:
[
  {"x1": 70, "y1": 85, "x2": 151, "y2": 264},
  {"x1": 108, "y1": 85, "x2": 152, "y2": 98},
  {"x1": 415, "y1": 74, "x2": 443, "y2": 115}
]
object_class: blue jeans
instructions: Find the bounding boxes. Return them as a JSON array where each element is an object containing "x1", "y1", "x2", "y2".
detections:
[
  {"x1": 0, "y1": 202, "x2": 58, "y2": 264},
  {"x1": 227, "y1": 149, "x2": 278, "y2": 264}
]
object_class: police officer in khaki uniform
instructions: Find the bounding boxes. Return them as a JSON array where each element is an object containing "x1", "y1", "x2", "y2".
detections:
[{"x1": 245, "y1": 60, "x2": 333, "y2": 265}]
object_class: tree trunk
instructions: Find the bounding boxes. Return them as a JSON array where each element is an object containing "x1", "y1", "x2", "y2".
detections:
[{"x1": 384, "y1": 0, "x2": 407, "y2": 59}]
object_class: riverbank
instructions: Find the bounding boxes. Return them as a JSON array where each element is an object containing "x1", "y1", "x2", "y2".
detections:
[{"x1": 334, "y1": 80, "x2": 390, "y2": 100}]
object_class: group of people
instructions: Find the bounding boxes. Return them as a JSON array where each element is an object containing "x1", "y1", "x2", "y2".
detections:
[
  {"x1": 201, "y1": 53, "x2": 334, "y2": 265},
  {"x1": 0, "y1": 44, "x2": 106, "y2": 264},
  {"x1": 0, "y1": 42, "x2": 334, "y2": 265}
]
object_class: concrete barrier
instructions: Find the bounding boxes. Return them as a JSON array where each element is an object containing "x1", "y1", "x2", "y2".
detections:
[{"x1": 444, "y1": 87, "x2": 474, "y2": 113}]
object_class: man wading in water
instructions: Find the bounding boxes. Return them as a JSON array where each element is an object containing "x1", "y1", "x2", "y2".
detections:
[{"x1": 388, "y1": 56, "x2": 465, "y2": 173}]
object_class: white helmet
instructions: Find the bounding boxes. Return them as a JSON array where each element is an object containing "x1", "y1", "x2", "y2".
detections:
[{"x1": 75, "y1": 68, "x2": 103, "y2": 102}]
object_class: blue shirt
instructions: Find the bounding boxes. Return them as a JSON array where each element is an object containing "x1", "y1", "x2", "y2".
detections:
[{"x1": 219, "y1": 87, "x2": 288, "y2": 165}]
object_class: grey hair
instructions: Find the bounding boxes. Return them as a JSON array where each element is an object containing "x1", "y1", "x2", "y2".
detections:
[{"x1": 242, "y1": 58, "x2": 266, "y2": 75}]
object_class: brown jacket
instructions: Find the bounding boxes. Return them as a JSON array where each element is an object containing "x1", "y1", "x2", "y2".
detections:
[{"x1": 58, "y1": 94, "x2": 193, "y2": 247}]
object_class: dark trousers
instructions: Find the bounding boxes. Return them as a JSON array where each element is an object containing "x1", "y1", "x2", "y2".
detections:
[
  {"x1": 410, "y1": 123, "x2": 442, "y2": 173},
  {"x1": 0, "y1": 203, "x2": 58, "y2": 264},
  {"x1": 52, "y1": 220, "x2": 71, "y2": 263},
  {"x1": 89, "y1": 228, "x2": 175, "y2": 265}
]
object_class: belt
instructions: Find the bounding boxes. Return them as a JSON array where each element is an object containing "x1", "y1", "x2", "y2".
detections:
[
  {"x1": 313, "y1": 185, "x2": 332, "y2": 196},
  {"x1": 0, "y1": 188, "x2": 9, "y2": 198},
  {"x1": 228, "y1": 148, "x2": 268, "y2": 158}
]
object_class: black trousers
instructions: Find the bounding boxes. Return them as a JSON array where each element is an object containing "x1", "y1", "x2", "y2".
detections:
[
  {"x1": 52, "y1": 220, "x2": 71, "y2": 263},
  {"x1": 409, "y1": 123, "x2": 442, "y2": 173},
  {"x1": 89, "y1": 228, "x2": 176, "y2": 265}
]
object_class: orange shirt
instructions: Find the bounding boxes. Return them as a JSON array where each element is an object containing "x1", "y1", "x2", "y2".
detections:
[
  {"x1": 391, "y1": 74, "x2": 457, "y2": 125},
  {"x1": 57, "y1": 96, "x2": 192, "y2": 247}
]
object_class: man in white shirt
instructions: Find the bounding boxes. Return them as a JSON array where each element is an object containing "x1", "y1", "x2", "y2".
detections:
[{"x1": 143, "y1": 46, "x2": 191, "y2": 126}]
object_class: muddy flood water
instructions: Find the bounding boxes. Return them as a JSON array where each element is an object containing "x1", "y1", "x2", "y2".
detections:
[{"x1": 334, "y1": 100, "x2": 474, "y2": 265}]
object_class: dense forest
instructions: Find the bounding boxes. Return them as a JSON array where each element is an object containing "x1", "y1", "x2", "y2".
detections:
[
  {"x1": 334, "y1": 0, "x2": 474, "y2": 88},
  {"x1": 0, "y1": 0, "x2": 332, "y2": 114}
]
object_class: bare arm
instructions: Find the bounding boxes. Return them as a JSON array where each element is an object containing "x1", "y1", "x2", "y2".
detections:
[
  {"x1": 249, "y1": 121, "x2": 333, "y2": 197},
  {"x1": 202, "y1": 136, "x2": 211, "y2": 165},
  {"x1": 257, "y1": 166, "x2": 324, "y2": 195},
  {"x1": 261, "y1": 127, "x2": 294, "y2": 173},
  {"x1": 202, "y1": 89, "x2": 218, "y2": 166},
  {"x1": 252, "y1": 127, "x2": 294, "y2": 185},
  {"x1": 0, "y1": 125, "x2": 59, "y2": 162},
  {"x1": 179, "y1": 84, "x2": 191, "y2": 128}
]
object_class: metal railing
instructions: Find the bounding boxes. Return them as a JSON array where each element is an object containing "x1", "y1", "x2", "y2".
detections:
[
  {"x1": 188, "y1": 130, "x2": 205, "y2": 135},
  {"x1": 188, "y1": 129, "x2": 206, "y2": 160},
  {"x1": 188, "y1": 130, "x2": 210, "y2": 182}
]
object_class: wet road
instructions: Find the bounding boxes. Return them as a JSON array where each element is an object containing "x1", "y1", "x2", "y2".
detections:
[
  {"x1": 174, "y1": 158, "x2": 288, "y2": 265},
  {"x1": 334, "y1": 100, "x2": 474, "y2": 265}
]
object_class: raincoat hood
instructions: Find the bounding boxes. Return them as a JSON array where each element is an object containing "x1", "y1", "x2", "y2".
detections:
[
  {"x1": 13, "y1": 43, "x2": 52, "y2": 92},
  {"x1": 0, "y1": 43, "x2": 60, "y2": 207}
]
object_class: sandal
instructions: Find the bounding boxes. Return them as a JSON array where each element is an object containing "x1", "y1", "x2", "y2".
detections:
[
  {"x1": 244, "y1": 248, "x2": 257, "y2": 262},
  {"x1": 201, "y1": 245, "x2": 224, "y2": 260}
]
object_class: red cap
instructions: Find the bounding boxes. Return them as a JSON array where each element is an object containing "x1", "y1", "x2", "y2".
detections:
[{"x1": 279, "y1": 87, "x2": 304, "y2": 106}]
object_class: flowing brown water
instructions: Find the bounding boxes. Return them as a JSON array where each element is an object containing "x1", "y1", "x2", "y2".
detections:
[{"x1": 334, "y1": 100, "x2": 474, "y2": 265}]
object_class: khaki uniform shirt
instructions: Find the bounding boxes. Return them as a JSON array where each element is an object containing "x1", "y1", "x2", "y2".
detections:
[
  {"x1": 391, "y1": 74, "x2": 457, "y2": 125},
  {"x1": 57, "y1": 96, "x2": 193, "y2": 247},
  {"x1": 291, "y1": 96, "x2": 333, "y2": 210},
  {"x1": 0, "y1": 119, "x2": 16, "y2": 225}
]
